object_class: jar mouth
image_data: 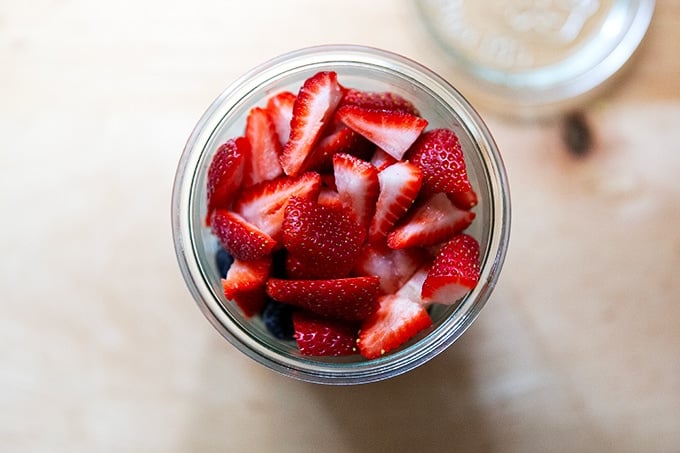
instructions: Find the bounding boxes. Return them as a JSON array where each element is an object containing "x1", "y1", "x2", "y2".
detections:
[{"x1": 171, "y1": 44, "x2": 511, "y2": 384}]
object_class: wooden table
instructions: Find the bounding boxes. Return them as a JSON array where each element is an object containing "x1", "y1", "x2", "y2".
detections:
[{"x1": 2, "y1": 1, "x2": 678, "y2": 451}]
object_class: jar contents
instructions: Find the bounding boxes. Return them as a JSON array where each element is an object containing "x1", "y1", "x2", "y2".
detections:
[{"x1": 205, "y1": 71, "x2": 481, "y2": 359}]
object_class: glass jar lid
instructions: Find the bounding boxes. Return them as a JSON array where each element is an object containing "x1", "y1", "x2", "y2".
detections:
[{"x1": 415, "y1": 0, "x2": 655, "y2": 116}]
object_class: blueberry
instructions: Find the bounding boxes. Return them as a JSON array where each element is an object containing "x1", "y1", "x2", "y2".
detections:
[
  {"x1": 215, "y1": 247, "x2": 234, "y2": 278},
  {"x1": 261, "y1": 300, "x2": 295, "y2": 341}
]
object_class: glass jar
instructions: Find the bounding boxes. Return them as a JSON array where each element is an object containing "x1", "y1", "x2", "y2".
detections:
[{"x1": 171, "y1": 45, "x2": 511, "y2": 384}]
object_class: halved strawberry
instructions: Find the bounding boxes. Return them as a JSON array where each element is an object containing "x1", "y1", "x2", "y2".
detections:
[
  {"x1": 244, "y1": 107, "x2": 283, "y2": 186},
  {"x1": 353, "y1": 241, "x2": 427, "y2": 294},
  {"x1": 222, "y1": 257, "x2": 271, "y2": 317},
  {"x1": 407, "y1": 128, "x2": 473, "y2": 197},
  {"x1": 205, "y1": 137, "x2": 247, "y2": 224},
  {"x1": 233, "y1": 172, "x2": 321, "y2": 241},
  {"x1": 266, "y1": 276, "x2": 380, "y2": 322},
  {"x1": 357, "y1": 293, "x2": 432, "y2": 359},
  {"x1": 299, "y1": 126, "x2": 365, "y2": 173},
  {"x1": 395, "y1": 265, "x2": 430, "y2": 303},
  {"x1": 332, "y1": 153, "x2": 379, "y2": 229},
  {"x1": 448, "y1": 189, "x2": 478, "y2": 210},
  {"x1": 336, "y1": 105, "x2": 427, "y2": 160},
  {"x1": 387, "y1": 192, "x2": 476, "y2": 249},
  {"x1": 293, "y1": 311, "x2": 358, "y2": 356},
  {"x1": 369, "y1": 161, "x2": 422, "y2": 242},
  {"x1": 280, "y1": 71, "x2": 343, "y2": 175},
  {"x1": 282, "y1": 196, "x2": 366, "y2": 279},
  {"x1": 317, "y1": 187, "x2": 344, "y2": 210},
  {"x1": 210, "y1": 210, "x2": 277, "y2": 261},
  {"x1": 421, "y1": 234, "x2": 480, "y2": 304},
  {"x1": 340, "y1": 88, "x2": 420, "y2": 115},
  {"x1": 265, "y1": 91, "x2": 296, "y2": 147},
  {"x1": 370, "y1": 148, "x2": 397, "y2": 172}
]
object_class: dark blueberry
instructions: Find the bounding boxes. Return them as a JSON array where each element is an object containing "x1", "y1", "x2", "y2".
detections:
[
  {"x1": 261, "y1": 299, "x2": 295, "y2": 341},
  {"x1": 215, "y1": 247, "x2": 234, "y2": 278}
]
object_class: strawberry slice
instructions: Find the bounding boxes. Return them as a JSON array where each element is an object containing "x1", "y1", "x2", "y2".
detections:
[
  {"x1": 387, "y1": 192, "x2": 476, "y2": 249},
  {"x1": 210, "y1": 210, "x2": 277, "y2": 261},
  {"x1": 317, "y1": 187, "x2": 344, "y2": 210},
  {"x1": 266, "y1": 276, "x2": 380, "y2": 322},
  {"x1": 282, "y1": 196, "x2": 366, "y2": 279},
  {"x1": 357, "y1": 293, "x2": 432, "y2": 359},
  {"x1": 421, "y1": 234, "x2": 481, "y2": 304},
  {"x1": 340, "y1": 88, "x2": 420, "y2": 115},
  {"x1": 244, "y1": 107, "x2": 283, "y2": 186},
  {"x1": 233, "y1": 172, "x2": 321, "y2": 241},
  {"x1": 369, "y1": 161, "x2": 422, "y2": 242},
  {"x1": 205, "y1": 137, "x2": 248, "y2": 224},
  {"x1": 222, "y1": 257, "x2": 271, "y2": 317},
  {"x1": 281, "y1": 71, "x2": 343, "y2": 175},
  {"x1": 370, "y1": 148, "x2": 397, "y2": 172},
  {"x1": 407, "y1": 128, "x2": 473, "y2": 197},
  {"x1": 298, "y1": 126, "x2": 366, "y2": 173},
  {"x1": 293, "y1": 311, "x2": 358, "y2": 356},
  {"x1": 265, "y1": 91, "x2": 296, "y2": 147},
  {"x1": 336, "y1": 105, "x2": 427, "y2": 160},
  {"x1": 448, "y1": 189, "x2": 478, "y2": 210},
  {"x1": 353, "y1": 241, "x2": 427, "y2": 294},
  {"x1": 332, "y1": 153, "x2": 379, "y2": 229}
]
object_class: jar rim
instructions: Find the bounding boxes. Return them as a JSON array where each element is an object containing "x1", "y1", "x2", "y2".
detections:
[{"x1": 171, "y1": 44, "x2": 511, "y2": 384}]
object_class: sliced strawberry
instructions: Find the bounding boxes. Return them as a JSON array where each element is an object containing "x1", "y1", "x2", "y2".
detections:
[
  {"x1": 336, "y1": 105, "x2": 427, "y2": 160},
  {"x1": 233, "y1": 172, "x2": 321, "y2": 241},
  {"x1": 293, "y1": 311, "x2": 358, "y2": 356},
  {"x1": 205, "y1": 137, "x2": 247, "y2": 224},
  {"x1": 317, "y1": 187, "x2": 344, "y2": 209},
  {"x1": 369, "y1": 161, "x2": 422, "y2": 242},
  {"x1": 266, "y1": 276, "x2": 380, "y2": 322},
  {"x1": 395, "y1": 265, "x2": 430, "y2": 303},
  {"x1": 357, "y1": 293, "x2": 432, "y2": 359},
  {"x1": 387, "y1": 192, "x2": 475, "y2": 249},
  {"x1": 353, "y1": 241, "x2": 427, "y2": 294},
  {"x1": 222, "y1": 257, "x2": 271, "y2": 317},
  {"x1": 281, "y1": 71, "x2": 343, "y2": 175},
  {"x1": 265, "y1": 91, "x2": 296, "y2": 147},
  {"x1": 282, "y1": 196, "x2": 366, "y2": 279},
  {"x1": 299, "y1": 126, "x2": 364, "y2": 173},
  {"x1": 332, "y1": 153, "x2": 379, "y2": 229},
  {"x1": 407, "y1": 128, "x2": 473, "y2": 197},
  {"x1": 210, "y1": 210, "x2": 277, "y2": 261},
  {"x1": 370, "y1": 147, "x2": 397, "y2": 171},
  {"x1": 244, "y1": 107, "x2": 283, "y2": 186},
  {"x1": 448, "y1": 189, "x2": 478, "y2": 210},
  {"x1": 340, "y1": 88, "x2": 420, "y2": 115},
  {"x1": 422, "y1": 234, "x2": 481, "y2": 304}
]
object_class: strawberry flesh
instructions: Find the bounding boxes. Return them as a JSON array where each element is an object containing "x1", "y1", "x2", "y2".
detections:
[
  {"x1": 293, "y1": 311, "x2": 358, "y2": 356},
  {"x1": 244, "y1": 107, "x2": 283, "y2": 186},
  {"x1": 336, "y1": 105, "x2": 427, "y2": 160},
  {"x1": 265, "y1": 91, "x2": 296, "y2": 147},
  {"x1": 422, "y1": 234, "x2": 481, "y2": 304},
  {"x1": 387, "y1": 192, "x2": 475, "y2": 249},
  {"x1": 340, "y1": 88, "x2": 420, "y2": 115},
  {"x1": 353, "y1": 241, "x2": 427, "y2": 295},
  {"x1": 222, "y1": 257, "x2": 271, "y2": 317},
  {"x1": 281, "y1": 71, "x2": 343, "y2": 175},
  {"x1": 266, "y1": 276, "x2": 380, "y2": 322},
  {"x1": 332, "y1": 153, "x2": 379, "y2": 230},
  {"x1": 210, "y1": 210, "x2": 277, "y2": 261},
  {"x1": 206, "y1": 137, "x2": 247, "y2": 224}
]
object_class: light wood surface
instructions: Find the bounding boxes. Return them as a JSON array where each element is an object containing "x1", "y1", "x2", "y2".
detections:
[{"x1": 2, "y1": 1, "x2": 678, "y2": 451}]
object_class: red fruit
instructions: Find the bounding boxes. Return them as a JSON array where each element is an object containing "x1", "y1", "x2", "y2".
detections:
[
  {"x1": 282, "y1": 197, "x2": 366, "y2": 279},
  {"x1": 299, "y1": 126, "x2": 364, "y2": 173},
  {"x1": 370, "y1": 148, "x2": 397, "y2": 172},
  {"x1": 421, "y1": 234, "x2": 480, "y2": 304},
  {"x1": 448, "y1": 189, "x2": 478, "y2": 210},
  {"x1": 233, "y1": 172, "x2": 321, "y2": 241},
  {"x1": 357, "y1": 293, "x2": 432, "y2": 359},
  {"x1": 395, "y1": 265, "x2": 430, "y2": 303},
  {"x1": 340, "y1": 88, "x2": 420, "y2": 115},
  {"x1": 332, "y1": 153, "x2": 379, "y2": 229},
  {"x1": 353, "y1": 241, "x2": 427, "y2": 294},
  {"x1": 265, "y1": 91, "x2": 296, "y2": 147},
  {"x1": 317, "y1": 187, "x2": 344, "y2": 209},
  {"x1": 210, "y1": 210, "x2": 277, "y2": 261},
  {"x1": 281, "y1": 71, "x2": 343, "y2": 175},
  {"x1": 222, "y1": 257, "x2": 271, "y2": 317},
  {"x1": 336, "y1": 105, "x2": 427, "y2": 160},
  {"x1": 387, "y1": 192, "x2": 475, "y2": 249},
  {"x1": 292, "y1": 311, "x2": 358, "y2": 356},
  {"x1": 244, "y1": 107, "x2": 283, "y2": 186},
  {"x1": 266, "y1": 276, "x2": 380, "y2": 322},
  {"x1": 369, "y1": 161, "x2": 422, "y2": 241},
  {"x1": 205, "y1": 137, "x2": 248, "y2": 224},
  {"x1": 407, "y1": 128, "x2": 473, "y2": 196}
]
